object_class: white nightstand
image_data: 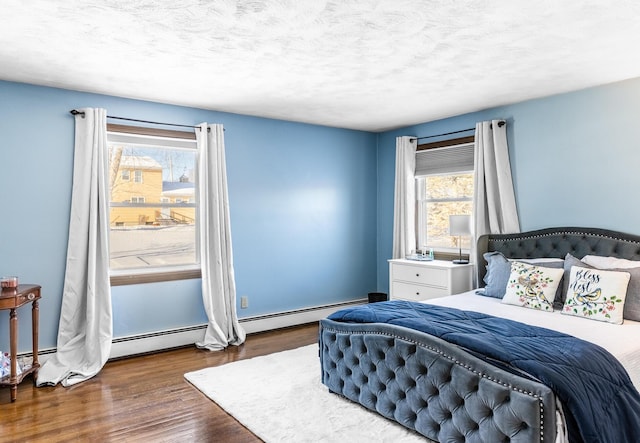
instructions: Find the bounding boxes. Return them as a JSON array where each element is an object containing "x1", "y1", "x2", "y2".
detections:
[{"x1": 388, "y1": 259, "x2": 474, "y2": 301}]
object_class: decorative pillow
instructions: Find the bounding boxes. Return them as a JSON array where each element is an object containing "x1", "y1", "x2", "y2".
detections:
[
  {"x1": 477, "y1": 251, "x2": 564, "y2": 299},
  {"x1": 561, "y1": 253, "x2": 640, "y2": 321},
  {"x1": 618, "y1": 268, "x2": 640, "y2": 322},
  {"x1": 501, "y1": 262, "x2": 564, "y2": 311},
  {"x1": 582, "y1": 255, "x2": 640, "y2": 270},
  {"x1": 559, "y1": 254, "x2": 589, "y2": 307},
  {"x1": 562, "y1": 266, "x2": 630, "y2": 324}
]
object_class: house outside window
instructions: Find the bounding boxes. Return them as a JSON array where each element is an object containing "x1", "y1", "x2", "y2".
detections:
[
  {"x1": 107, "y1": 124, "x2": 199, "y2": 284},
  {"x1": 415, "y1": 136, "x2": 474, "y2": 255}
]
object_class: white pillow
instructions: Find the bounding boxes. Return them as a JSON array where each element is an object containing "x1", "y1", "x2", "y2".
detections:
[
  {"x1": 502, "y1": 262, "x2": 564, "y2": 312},
  {"x1": 562, "y1": 266, "x2": 630, "y2": 324},
  {"x1": 510, "y1": 257, "x2": 565, "y2": 264},
  {"x1": 581, "y1": 255, "x2": 640, "y2": 270}
]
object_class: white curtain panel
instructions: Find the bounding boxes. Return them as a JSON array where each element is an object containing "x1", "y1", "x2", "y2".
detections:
[
  {"x1": 472, "y1": 120, "x2": 520, "y2": 281},
  {"x1": 473, "y1": 120, "x2": 520, "y2": 236},
  {"x1": 392, "y1": 136, "x2": 417, "y2": 259},
  {"x1": 195, "y1": 123, "x2": 246, "y2": 351},
  {"x1": 37, "y1": 108, "x2": 113, "y2": 387}
]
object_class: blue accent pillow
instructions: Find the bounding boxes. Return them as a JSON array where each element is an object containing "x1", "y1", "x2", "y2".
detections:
[{"x1": 478, "y1": 252, "x2": 564, "y2": 299}]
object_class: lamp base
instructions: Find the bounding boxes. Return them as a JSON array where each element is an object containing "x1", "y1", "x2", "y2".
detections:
[{"x1": 452, "y1": 259, "x2": 469, "y2": 265}]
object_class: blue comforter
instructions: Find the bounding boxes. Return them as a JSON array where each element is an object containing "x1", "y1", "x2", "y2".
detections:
[{"x1": 328, "y1": 300, "x2": 640, "y2": 443}]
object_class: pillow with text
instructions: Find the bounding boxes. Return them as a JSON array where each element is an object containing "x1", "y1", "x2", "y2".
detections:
[{"x1": 562, "y1": 266, "x2": 630, "y2": 324}]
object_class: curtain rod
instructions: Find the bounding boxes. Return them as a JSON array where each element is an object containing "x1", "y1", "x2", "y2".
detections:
[
  {"x1": 69, "y1": 109, "x2": 203, "y2": 130},
  {"x1": 413, "y1": 120, "x2": 505, "y2": 141}
]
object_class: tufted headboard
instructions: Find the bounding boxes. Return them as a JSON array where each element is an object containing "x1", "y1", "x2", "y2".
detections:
[{"x1": 476, "y1": 226, "x2": 640, "y2": 287}]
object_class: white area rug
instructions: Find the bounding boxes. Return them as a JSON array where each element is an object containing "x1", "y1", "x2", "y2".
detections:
[{"x1": 184, "y1": 345, "x2": 432, "y2": 442}]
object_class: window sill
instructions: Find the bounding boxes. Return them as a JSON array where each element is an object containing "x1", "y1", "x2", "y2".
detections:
[
  {"x1": 435, "y1": 251, "x2": 471, "y2": 262},
  {"x1": 110, "y1": 268, "x2": 201, "y2": 286}
]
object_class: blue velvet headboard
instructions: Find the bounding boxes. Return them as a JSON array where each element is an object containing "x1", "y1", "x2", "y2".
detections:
[{"x1": 476, "y1": 226, "x2": 640, "y2": 286}]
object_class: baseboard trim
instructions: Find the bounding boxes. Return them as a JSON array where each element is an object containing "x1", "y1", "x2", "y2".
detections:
[
  {"x1": 110, "y1": 298, "x2": 365, "y2": 358},
  {"x1": 28, "y1": 299, "x2": 367, "y2": 362},
  {"x1": 239, "y1": 298, "x2": 366, "y2": 334}
]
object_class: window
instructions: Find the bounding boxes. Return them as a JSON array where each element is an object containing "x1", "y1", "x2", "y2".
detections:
[
  {"x1": 107, "y1": 124, "x2": 199, "y2": 285},
  {"x1": 415, "y1": 136, "x2": 474, "y2": 253}
]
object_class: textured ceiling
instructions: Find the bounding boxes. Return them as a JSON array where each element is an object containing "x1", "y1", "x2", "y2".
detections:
[{"x1": 2, "y1": 1, "x2": 640, "y2": 132}]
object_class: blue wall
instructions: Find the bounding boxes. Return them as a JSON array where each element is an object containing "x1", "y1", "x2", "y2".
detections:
[
  {"x1": 376, "y1": 76, "x2": 640, "y2": 291},
  {"x1": 0, "y1": 81, "x2": 378, "y2": 351},
  {"x1": 3, "y1": 76, "x2": 640, "y2": 353}
]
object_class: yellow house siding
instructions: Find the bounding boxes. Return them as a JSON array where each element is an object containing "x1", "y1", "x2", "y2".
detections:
[
  {"x1": 109, "y1": 155, "x2": 196, "y2": 226},
  {"x1": 110, "y1": 156, "x2": 163, "y2": 226}
]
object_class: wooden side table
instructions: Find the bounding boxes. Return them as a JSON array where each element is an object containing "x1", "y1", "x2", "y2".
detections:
[{"x1": 0, "y1": 284, "x2": 41, "y2": 402}]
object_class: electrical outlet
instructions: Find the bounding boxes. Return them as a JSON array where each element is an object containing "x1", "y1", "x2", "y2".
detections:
[{"x1": 240, "y1": 296, "x2": 249, "y2": 309}]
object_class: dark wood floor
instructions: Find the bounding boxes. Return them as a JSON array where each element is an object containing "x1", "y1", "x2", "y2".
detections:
[{"x1": 0, "y1": 322, "x2": 319, "y2": 442}]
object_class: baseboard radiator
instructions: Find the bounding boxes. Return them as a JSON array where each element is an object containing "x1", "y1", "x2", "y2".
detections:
[{"x1": 34, "y1": 298, "x2": 366, "y2": 362}]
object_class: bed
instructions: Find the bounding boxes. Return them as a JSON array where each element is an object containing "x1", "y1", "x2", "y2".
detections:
[{"x1": 319, "y1": 227, "x2": 640, "y2": 443}]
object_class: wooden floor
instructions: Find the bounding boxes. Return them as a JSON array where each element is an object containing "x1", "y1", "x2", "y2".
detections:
[{"x1": 0, "y1": 323, "x2": 319, "y2": 442}]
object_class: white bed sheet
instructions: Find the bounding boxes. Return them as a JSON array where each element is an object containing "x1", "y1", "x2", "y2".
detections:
[{"x1": 423, "y1": 291, "x2": 640, "y2": 389}]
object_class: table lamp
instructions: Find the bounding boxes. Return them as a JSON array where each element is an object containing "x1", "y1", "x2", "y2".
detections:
[{"x1": 449, "y1": 215, "x2": 471, "y2": 264}]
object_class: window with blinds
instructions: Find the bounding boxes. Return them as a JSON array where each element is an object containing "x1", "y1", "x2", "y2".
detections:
[
  {"x1": 415, "y1": 136, "x2": 474, "y2": 253},
  {"x1": 415, "y1": 142, "x2": 474, "y2": 177}
]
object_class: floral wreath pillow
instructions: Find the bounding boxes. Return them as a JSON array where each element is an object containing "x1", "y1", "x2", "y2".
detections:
[
  {"x1": 562, "y1": 266, "x2": 630, "y2": 324},
  {"x1": 502, "y1": 262, "x2": 564, "y2": 311}
]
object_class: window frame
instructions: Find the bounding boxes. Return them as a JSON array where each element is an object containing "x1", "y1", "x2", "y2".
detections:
[
  {"x1": 107, "y1": 123, "x2": 201, "y2": 286},
  {"x1": 415, "y1": 136, "x2": 474, "y2": 259}
]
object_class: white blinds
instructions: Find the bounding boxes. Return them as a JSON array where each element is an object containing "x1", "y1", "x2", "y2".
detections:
[{"x1": 415, "y1": 142, "x2": 474, "y2": 176}]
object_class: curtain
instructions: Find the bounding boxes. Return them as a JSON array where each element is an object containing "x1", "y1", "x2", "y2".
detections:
[
  {"x1": 195, "y1": 123, "x2": 246, "y2": 350},
  {"x1": 472, "y1": 120, "x2": 520, "y2": 275},
  {"x1": 392, "y1": 136, "x2": 417, "y2": 259},
  {"x1": 37, "y1": 108, "x2": 113, "y2": 387}
]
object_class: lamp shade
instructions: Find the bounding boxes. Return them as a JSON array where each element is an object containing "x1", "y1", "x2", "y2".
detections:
[{"x1": 449, "y1": 215, "x2": 471, "y2": 236}]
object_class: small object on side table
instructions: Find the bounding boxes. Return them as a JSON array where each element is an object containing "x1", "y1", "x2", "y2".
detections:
[
  {"x1": 0, "y1": 284, "x2": 41, "y2": 402},
  {"x1": 405, "y1": 254, "x2": 434, "y2": 261},
  {"x1": 1, "y1": 276, "x2": 18, "y2": 288}
]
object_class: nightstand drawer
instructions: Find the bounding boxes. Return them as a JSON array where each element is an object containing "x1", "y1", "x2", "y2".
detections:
[
  {"x1": 392, "y1": 264, "x2": 448, "y2": 287},
  {"x1": 391, "y1": 282, "x2": 449, "y2": 301}
]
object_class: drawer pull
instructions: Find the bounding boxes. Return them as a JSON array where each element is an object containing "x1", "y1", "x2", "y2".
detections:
[
  {"x1": 415, "y1": 273, "x2": 420, "y2": 277},
  {"x1": 27, "y1": 293, "x2": 35, "y2": 300}
]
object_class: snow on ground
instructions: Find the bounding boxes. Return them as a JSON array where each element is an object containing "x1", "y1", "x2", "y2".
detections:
[{"x1": 110, "y1": 224, "x2": 196, "y2": 269}]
